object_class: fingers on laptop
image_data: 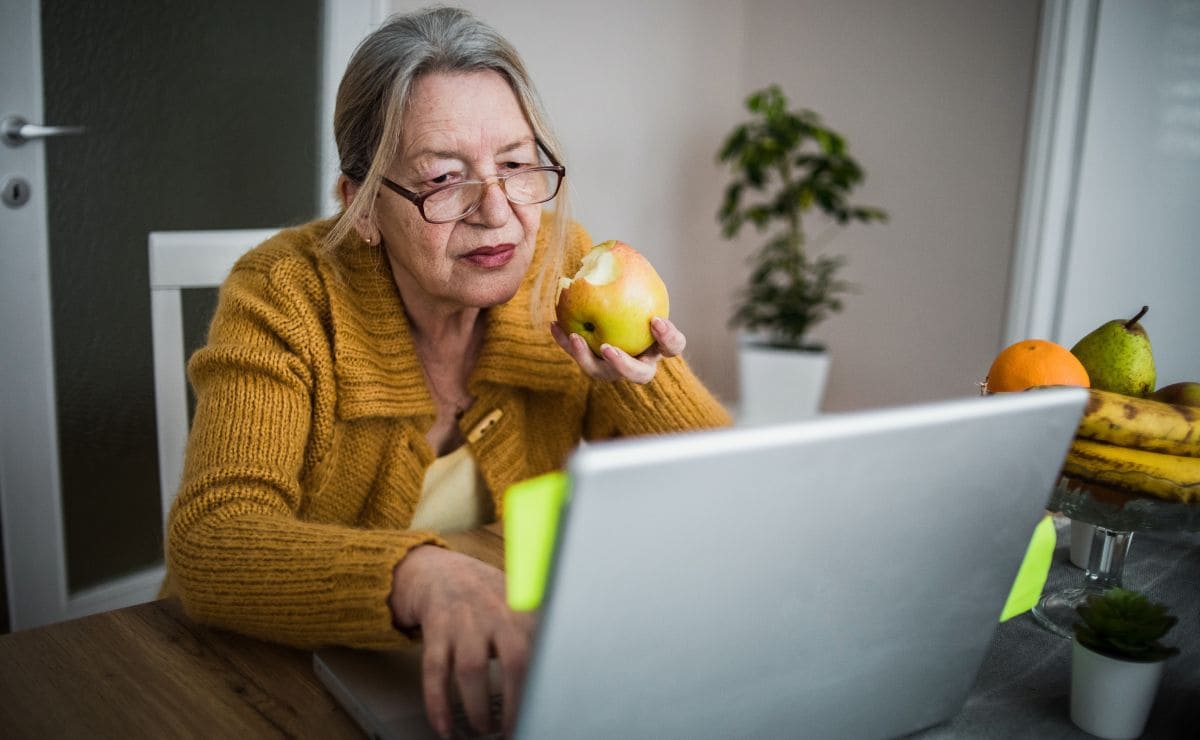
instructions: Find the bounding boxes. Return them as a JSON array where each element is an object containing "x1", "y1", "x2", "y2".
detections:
[
  {"x1": 456, "y1": 642, "x2": 496, "y2": 736},
  {"x1": 421, "y1": 640, "x2": 454, "y2": 738},
  {"x1": 497, "y1": 614, "x2": 534, "y2": 735},
  {"x1": 423, "y1": 635, "x2": 513, "y2": 738}
]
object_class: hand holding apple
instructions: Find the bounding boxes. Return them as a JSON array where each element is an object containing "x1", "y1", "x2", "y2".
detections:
[{"x1": 553, "y1": 240, "x2": 680, "y2": 384}]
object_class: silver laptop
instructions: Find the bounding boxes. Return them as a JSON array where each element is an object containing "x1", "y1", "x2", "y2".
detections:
[{"x1": 315, "y1": 388, "x2": 1086, "y2": 740}]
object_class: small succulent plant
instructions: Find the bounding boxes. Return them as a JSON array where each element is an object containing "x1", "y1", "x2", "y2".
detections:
[{"x1": 1073, "y1": 587, "x2": 1179, "y2": 662}]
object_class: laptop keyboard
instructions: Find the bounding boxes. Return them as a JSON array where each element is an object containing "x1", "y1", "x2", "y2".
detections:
[{"x1": 449, "y1": 693, "x2": 503, "y2": 739}]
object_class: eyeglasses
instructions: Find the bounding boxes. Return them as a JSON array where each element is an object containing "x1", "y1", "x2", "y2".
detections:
[{"x1": 380, "y1": 143, "x2": 566, "y2": 224}]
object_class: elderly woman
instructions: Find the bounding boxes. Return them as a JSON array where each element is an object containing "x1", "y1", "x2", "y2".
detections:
[{"x1": 165, "y1": 6, "x2": 729, "y2": 737}]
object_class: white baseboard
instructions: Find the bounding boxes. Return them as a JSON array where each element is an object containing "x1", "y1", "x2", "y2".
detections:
[{"x1": 66, "y1": 563, "x2": 165, "y2": 621}]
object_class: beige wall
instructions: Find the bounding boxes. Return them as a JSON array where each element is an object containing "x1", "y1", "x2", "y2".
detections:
[
  {"x1": 387, "y1": 0, "x2": 1043, "y2": 411},
  {"x1": 743, "y1": 0, "x2": 1043, "y2": 409}
]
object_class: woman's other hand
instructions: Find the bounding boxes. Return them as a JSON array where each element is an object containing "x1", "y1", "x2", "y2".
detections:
[
  {"x1": 390, "y1": 546, "x2": 535, "y2": 738},
  {"x1": 550, "y1": 316, "x2": 685, "y2": 385}
]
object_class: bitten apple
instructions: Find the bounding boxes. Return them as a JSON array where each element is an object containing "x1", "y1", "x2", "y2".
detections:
[{"x1": 555, "y1": 240, "x2": 670, "y2": 356}]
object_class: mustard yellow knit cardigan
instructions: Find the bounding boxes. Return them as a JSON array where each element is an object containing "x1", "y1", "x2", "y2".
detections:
[{"x1": 165, "y1": 215, "x2": 731, "y2": 649}]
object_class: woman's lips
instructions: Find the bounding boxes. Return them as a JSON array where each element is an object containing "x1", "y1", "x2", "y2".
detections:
[{"x1": 462, "y1": 244, "x2": 516, "y2": 268}]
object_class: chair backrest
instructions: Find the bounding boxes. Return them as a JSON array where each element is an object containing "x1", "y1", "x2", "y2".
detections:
[{"x1": 149, "y1": 229, "x2": 276, "y2": 532}]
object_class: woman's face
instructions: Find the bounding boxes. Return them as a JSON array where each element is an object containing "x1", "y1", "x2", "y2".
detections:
[{"x1": 371, "y1": 70, "x2": 543, "y2": 315}]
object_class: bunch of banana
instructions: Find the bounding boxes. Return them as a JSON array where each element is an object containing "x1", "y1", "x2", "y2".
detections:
[{"x1": 1062, "y1": 388, "x2": 1200, "y2": 503}]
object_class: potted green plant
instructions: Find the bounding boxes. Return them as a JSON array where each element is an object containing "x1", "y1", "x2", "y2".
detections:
[
  {"x1": 1070, "y1": 587, "x2": 1179, "y2": 739},
  {"x1": 717, "y1": 85, "x2": 887, "y2": 424}
]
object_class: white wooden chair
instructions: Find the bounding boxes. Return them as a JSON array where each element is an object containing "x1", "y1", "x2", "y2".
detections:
[{"x1": 149, "y1": 229, "x2": 276, "y2": 531}]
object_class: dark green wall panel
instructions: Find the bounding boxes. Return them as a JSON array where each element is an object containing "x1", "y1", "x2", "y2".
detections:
[{"x1": 42, "y1": 0, "x2": 321, "y2": 591}]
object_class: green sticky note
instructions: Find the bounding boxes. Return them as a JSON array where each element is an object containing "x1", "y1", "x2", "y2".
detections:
[
  {"x1": 999, "y1": 515, "x2": 1056, "y2": 622},
  {"x1": 504, "y1": 471, "x2": 569, "y2": 611}
]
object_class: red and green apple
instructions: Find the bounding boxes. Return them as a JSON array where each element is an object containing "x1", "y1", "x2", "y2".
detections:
[{"x1": 554, "y1": 240, "x2": 670, "y2": 356}]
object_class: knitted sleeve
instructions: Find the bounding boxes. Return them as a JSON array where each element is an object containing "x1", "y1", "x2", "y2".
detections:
[
  {"x1": 165, "y1": 238, "x2": 438, "y2": 650},
  {"x1": 584, "y1": 357, "x2": 733, "y2": 440}
]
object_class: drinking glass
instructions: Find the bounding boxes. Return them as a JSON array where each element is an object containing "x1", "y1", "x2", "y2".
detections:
[{"x1": 1033, "y1": 477, "x2": 1200, "y2": 638}]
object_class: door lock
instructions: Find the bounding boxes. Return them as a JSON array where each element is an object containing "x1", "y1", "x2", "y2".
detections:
[{"x1": 2, "y1": 176, "x2": 32, "y2": 208}]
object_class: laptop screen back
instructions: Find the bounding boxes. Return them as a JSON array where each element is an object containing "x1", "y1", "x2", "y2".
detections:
[{"x1": 515, "y1": 389, "x2": 1084, "y2": 739}]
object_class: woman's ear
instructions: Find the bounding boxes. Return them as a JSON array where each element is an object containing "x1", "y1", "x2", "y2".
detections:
[
  {"x1": 338, "y1": 175, "x2": 378, "y2": 244},
  {"x1": 337, "y1": 174, "x2": 358, "y2": 210}
]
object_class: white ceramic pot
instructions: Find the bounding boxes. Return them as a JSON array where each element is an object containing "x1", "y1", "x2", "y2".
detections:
[
  {"x1": 1070, "y1": 639, "x2": 1166, "y2": 739},
  {"x1": 736, "y1": 343, "x2": 830, "y2": 427}
]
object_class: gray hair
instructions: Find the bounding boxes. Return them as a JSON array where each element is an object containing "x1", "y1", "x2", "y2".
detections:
[{"x1": 327, "y1": 6, "x2": 571, "y2": 320}]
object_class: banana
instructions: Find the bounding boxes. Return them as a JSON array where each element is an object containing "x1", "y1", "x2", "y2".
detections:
[
  {"x1": 1063, "y1": 438, "x2": 1200, "y2": 503},
  {"x1": 1075, "y1": 388, "x2": 1200, "y2": 458}
]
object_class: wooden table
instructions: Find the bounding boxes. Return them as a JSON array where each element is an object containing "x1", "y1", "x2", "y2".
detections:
[
  {"x1": 0, "y1": 525, "x2": 503, "y2": 739},
  {"x1": 2, "y1": 522, "x2": 1197, "y2": 738}
]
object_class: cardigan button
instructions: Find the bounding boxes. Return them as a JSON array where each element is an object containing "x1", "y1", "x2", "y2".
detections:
[{"x1": 467, "y1": 409, "x2": 504, "y2": 443}]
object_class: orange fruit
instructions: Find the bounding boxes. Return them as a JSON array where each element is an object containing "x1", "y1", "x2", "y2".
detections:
[{"x1": 984, "y1": 339, "x2": 1090, "y2": 392}]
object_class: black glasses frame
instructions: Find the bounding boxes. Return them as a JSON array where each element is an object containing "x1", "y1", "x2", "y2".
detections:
[{"x1": 379, "y1": 140, "x2": 565, "y2": 224}]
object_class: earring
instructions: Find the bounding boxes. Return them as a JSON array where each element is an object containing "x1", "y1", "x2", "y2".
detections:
[{"x1": 364, "y1": 235, "x2": 374, "y2": 246}]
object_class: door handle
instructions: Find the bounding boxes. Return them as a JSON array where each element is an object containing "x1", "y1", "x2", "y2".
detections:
[{"x1": 2, "y1": 115, "x2": 86, "y2": 146}]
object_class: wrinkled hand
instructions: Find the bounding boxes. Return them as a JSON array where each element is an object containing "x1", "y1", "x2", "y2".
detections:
[
  {"x1": 550, "y1": 316, "x2": 685, "y2": 384},
  {"x1": 390, "y1": 546, "x2": 535, "y2": 738}
]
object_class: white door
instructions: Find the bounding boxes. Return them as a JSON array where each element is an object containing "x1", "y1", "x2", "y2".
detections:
[
  {"x1": 0, "y1": 0, "x2": 71, "y2": 631},
  {"x1": 0, "y1": 0, "x2": 366, "y2": 631}
]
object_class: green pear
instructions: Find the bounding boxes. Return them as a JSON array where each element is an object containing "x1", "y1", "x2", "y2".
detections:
[
  {"x1": 1150, "y1": 381, "x2": 1200, "y2": 409},
  {"x1": 1070, "y1": 306, "x2": 1156, "y2": 397}
]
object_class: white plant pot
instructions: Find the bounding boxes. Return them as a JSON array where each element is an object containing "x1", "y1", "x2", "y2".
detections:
[
  {"x1": 736, "y1": 343, "x2": 830, "y2": 426},
  {"x1": 1070, "y1": 639, "x2": 1165, "y2": 739}
]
